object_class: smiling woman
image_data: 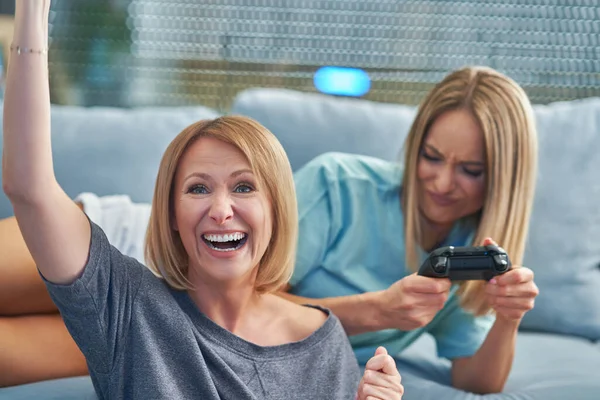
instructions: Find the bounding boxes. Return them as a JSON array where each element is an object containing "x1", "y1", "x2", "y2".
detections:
[{"x1": 144, "y1": 119, "x2": 291, "y2": 295}]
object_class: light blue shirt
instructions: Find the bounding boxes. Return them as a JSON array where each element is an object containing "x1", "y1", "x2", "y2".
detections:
[{"x1": 290, "y1": 152, "x2": 494, "y2": 365}]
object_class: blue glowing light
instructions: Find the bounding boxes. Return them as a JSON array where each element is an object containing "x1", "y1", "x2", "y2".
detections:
[{"x1": 313, "y1": 66, "x2": 371, "y2": 97}]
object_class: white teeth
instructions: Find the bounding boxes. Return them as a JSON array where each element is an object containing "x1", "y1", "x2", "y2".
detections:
[
  {"x1": 207, "y1": 245, "x2": 238, "y2": 252},
  {"x1": 203, "y1": 232, "x2": 246, "y2": 242}
]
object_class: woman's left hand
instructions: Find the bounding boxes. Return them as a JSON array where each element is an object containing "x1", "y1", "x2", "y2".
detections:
[
  {"x1": 356, "y1": 347, "x2": 403, "y2": 400},
  {"x1": 483, "y1": 238, "x2": 539, "y2": 322}
]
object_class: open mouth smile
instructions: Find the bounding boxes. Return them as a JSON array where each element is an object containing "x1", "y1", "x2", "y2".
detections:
[{"x1": 202, "y1": 232, "x2": 248, "y2": 252}]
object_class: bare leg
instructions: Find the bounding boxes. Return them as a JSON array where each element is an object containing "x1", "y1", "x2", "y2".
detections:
[
  {"x1": 0, "y1": 202, "x2": 85, "y2": 315},
  {"x1": 0, "y1": 215, "x2": 58, "y2": 315},
  {"x1": 0, "y1": 314, "x2": 88, "y2": 387},
  {"x1": 0, "y1": 204, "x2": 88, "y2": 387}
]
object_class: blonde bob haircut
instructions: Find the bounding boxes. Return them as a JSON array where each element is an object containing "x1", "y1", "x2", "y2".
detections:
[
  {"x1": 144, "y1": 115, "x2": 298, "y2": 294},
  {"x1": 402, "y1": 66, "x2": 538, "y2": 316}
]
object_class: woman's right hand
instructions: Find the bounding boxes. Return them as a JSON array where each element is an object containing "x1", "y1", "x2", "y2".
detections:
[
  {"x1": 356, "y1": 347, "x2": 404, "y2": 400},
  {"x1": 376, "y1": 273, "x2": 451, "y2": 330}
]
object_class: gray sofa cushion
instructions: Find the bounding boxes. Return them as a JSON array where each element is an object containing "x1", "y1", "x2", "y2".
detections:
[
  {"x1": 520, "y1": 97, "x2": 600, "y2": 341},
  {"x1": 396, "y1": 332, "x2": 600, "y2": 400},
  {"x1": 231, "y1": 88, "x2": 416, "y2": 171},
  {"x1": 231, "y1": 88, "x2": 600, "y2": 341},
  {"x1": 0, "y1": 104, "x2": 221, "y2": 219}
]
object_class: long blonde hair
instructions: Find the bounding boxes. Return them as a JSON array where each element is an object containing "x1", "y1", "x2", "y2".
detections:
[
  {"x1": 144, "y1": 115, "x2": 298, "y2": 294},
  {"x1": 402, "y1": 66, "x2": 538, "y2": 315}
]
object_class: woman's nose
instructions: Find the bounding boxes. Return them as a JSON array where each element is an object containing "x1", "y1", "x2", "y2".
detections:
[
  {"x1": 208, "y1": 193, "x2": 234, "y2": 225},
  {"x1": 433, "y1": 166, "x2": 455, "y2": 194}
]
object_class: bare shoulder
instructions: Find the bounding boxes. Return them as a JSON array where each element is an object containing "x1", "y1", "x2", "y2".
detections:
[{"x1": 271, "y1": 296, "x2": 329, "y2": 342}]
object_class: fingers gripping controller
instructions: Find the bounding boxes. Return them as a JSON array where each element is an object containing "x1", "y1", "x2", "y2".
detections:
[{"x1": 418, "y1": 245, "x2": 511, "y2": 281}]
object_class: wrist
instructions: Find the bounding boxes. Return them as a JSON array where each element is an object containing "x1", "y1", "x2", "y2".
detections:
[
  {"x1": 366, "y1": 289, "x2": 389, "y2": 331},
  {"x1": 13, "y1": 21, "x2": 46, "y2": 47},
  {"x1": 493, "y1": 314, "x2": 521, "y2": 332}
]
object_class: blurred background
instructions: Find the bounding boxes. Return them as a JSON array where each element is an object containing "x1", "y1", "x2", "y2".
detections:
[{"x1": 0, "y1": 0, "x2": 598, "y2": 112}]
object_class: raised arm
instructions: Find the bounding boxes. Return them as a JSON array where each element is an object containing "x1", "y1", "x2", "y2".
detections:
[{"x1": 2, "y1": 0, "x2": 91, "y2": 284}]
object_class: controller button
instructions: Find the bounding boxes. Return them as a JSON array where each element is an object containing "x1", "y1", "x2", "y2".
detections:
[
  {"x1": 493, "y1": 254, "x2": 509, "y2": 270},
  {"x1": 432, "y1": 256, "x2": 447, "y2": 273}
]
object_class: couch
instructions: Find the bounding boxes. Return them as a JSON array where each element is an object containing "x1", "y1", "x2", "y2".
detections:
[{"x1": 0, "y1": 88, "x2": 599, "y2": 400}]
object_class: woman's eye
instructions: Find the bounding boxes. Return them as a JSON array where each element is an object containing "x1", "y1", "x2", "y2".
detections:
[
  {"x1": 463, "y1": 168, "x2": 484, "y2": 178},
  {"x1": 234, "y1": 184, "x2": 254, "y2": 193},
  {"x1": 187, "y1": 184, "x2": 209, "y2": 195},
  {"x1": 421, "y1": 152, "x2": 440, "y2": 162}
]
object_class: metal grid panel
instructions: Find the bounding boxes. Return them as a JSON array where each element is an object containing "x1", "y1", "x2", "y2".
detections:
[{"x1": 48, "y1": 0, "x2": 600, "y2": 109}]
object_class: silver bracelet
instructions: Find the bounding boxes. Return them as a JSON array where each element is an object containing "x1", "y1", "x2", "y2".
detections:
[{"x1": 10, "y1": 44, "x2": 48, "y2": 55}]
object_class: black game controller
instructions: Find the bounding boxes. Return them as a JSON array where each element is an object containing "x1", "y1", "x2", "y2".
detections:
[{"x1": 418, "y1": 245, "x2": 511, "y2": 281}]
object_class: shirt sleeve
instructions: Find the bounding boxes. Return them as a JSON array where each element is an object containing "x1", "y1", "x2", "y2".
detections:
[
  {"x1": 289, "y1": 154, "x2": 343, "y2": 287},
  {"x1": 427, "y1": 288, "x2": 496, "y2": 360},
  {"x1": 42, "y1": 219, "x2": 145, "y2": 374}
]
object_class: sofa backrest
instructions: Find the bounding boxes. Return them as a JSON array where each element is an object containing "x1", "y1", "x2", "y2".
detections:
[
  {"x1": 231, "y1": 88, "x2": 600, "y2": 342},
  {"x1": 231, "y1": 88, "x2": 417, "y2": 170},
  {"x1": 522, "y1": 98, "x2": 600, "y2": 340},
  {"x1": 0, "y1": 104, "x2": 221, "y2": 219}
]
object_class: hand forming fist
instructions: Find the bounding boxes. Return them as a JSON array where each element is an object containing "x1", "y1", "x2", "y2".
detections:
[{"x1": 357, "y1": 347, "x2": 403, "y2": 400}]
